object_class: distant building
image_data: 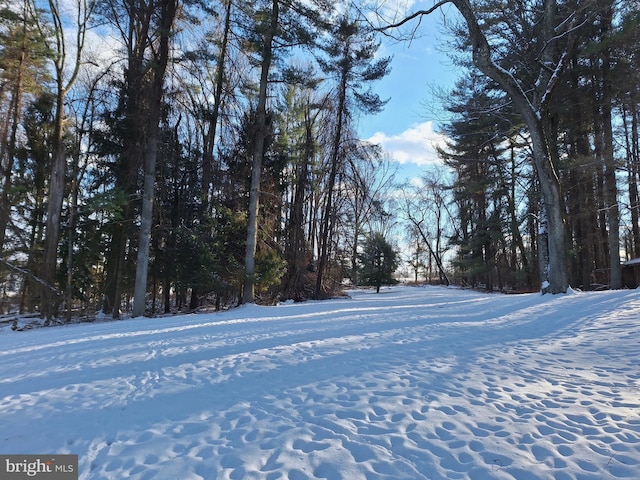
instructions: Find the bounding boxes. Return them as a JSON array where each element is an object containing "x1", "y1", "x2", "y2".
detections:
[{"x1": 621, "y1": 258, "x2": 640, "y2": 289}]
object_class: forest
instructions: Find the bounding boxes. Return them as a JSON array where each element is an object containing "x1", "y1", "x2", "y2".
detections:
[{"x1": 0, "y1": 0, "x2": 638, "y2": 322}]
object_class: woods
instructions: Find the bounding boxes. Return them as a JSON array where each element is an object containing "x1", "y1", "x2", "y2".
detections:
[
  {"x1": 388, "y1": 0, "x2": 640, "y2": 293},
  {"x1": 1, "y1": 0, "x2": 639, "y2": 321}
]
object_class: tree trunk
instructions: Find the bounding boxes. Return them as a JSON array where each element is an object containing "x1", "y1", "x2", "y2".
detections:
[
  {"x1": 452, "y1": 0, "x2": 569, "y2": 293},
  {"x1": 596, "y1": 9, "x2": 621, "y2": 289},
  {"x1": 131, "y1": 138, "x2": 158, "y2": 317},
  {"x1": 625, "y1": 105, "x2": 640, "y2": 258},
  {"x1": 41, "y1": 89, "x2": 66, "y2": 321},
  {"x1": 40, "y1": 0, "x2": 88, "y2": 321},
  {"x1": 243, "y1": 0, "x2": 279, "y2": 304},
  {"x1": 202, "y1": 0, "x2": 233, "y2": 213},
  {"x1": 282, "y1": 104, "x2": 314, "y2": 300},
  {"x1": 132, "y1": 0, "x2": 177, "y2": 317},
  {"x1": 315, "y1": 63, "x2": 348, "y2": 297},
  {"x1": 598, "y1": 95, "x2": 622, "y2": 288}
]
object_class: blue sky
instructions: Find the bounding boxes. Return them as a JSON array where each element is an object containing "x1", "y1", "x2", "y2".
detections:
[{"x1": 357, "y1": 3, "x2": 463, "y2": 179}]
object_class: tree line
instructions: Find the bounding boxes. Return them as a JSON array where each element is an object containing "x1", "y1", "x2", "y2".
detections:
[
  {"x1": 1, "y1": 0, "x2": 639, "y2": 323},
  {"x1": 393, "y1": 0, "x2": 640, "y2": 294},
  {"x1": 0, "y1": 0, "x2": 400, "y2": 321}
]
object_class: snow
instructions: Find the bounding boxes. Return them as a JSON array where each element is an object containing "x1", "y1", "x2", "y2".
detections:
[{"x1": 1, "y1": 285, "x2": 639, "y2": 479}]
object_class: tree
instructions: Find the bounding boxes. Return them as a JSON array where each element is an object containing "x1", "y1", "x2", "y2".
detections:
[
  {"x1": 277, "y1": 82, "x2": 326, "y2": 301},
  {"x1": 131, "y1": 0, "x2": 179, "y2": 318},
  {"x1": 382, "y1": 0, "x2": 594, "y2": 293},
  {"x1": 543, "y1": 0, "x2": 630, "y2": 290},
  {"x1": 200, "y1": 0, "x2": 233, "y2": 214},
  {"x1": 16, "y1": 93, "x2": 55, "y2": 312},
  {"x1": 239, "y1": 0, "x2": 323, "y2": 303},
  {"x1": 618, "y1": 6, "x2": 640, "y2": 260},
  {"x1": 314, "y1": 13, "x2": 391, "y2": 296},
  {"x1": 97, "y1": 0, "x2": 178, "y2": 318},
  {"x1": 358, "y1": 232, "x2": 399, "y2": 293},
  {"x1": 439, "y1": 71, "x2": 531, "y2": 290},
  {"x1": 0, "y1": 0, "x2": 49, "y2": 267},
  {"x1": 242, "y1": 0, "x2": 279, "y2": 304},
  {"x1": 405, "y1": 227, "x2": 428, "y2": 283},
  {"x1": 591, "y1": 0, "x2": 621, "y2": 289},
  {"x1": 342, "y1": 142, "x2": 396, "y2": 286},
  {"x1": 403, "y1": 201, "x2": 451, "y2": 287},
  {"x1": 39, "y1": 0, "x2": 92, "y2": 321}
]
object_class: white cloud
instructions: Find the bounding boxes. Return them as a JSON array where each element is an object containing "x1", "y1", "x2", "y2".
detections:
[
  {"x1": 366, "y1": 121, "x2": 447, "y2": 166},
  {"x1": 84, "y1": 30, "x2": 121, "y2": 66}
]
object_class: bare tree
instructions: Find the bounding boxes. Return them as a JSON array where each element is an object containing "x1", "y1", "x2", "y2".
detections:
[
  {"x1": 343, "y1": 143, "x2": 396, "y2": 286},
  {"x1": 400, "y1": 174, "x2": 452, "y2": 286},
  {"x1": 40, "y1": 0, "x2": 92, "y2": 321}
]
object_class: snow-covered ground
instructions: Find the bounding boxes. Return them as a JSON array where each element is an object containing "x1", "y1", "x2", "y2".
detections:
[{"x1": 1, "y1": 285, "x2": 639, "y2": 479}]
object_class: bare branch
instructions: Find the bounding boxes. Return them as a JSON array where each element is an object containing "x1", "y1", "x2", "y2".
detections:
[
  {"x1": 405, "y1": 211, "x2": 450, "y2": 286},
  {"x1": 0, "y1": 259, "x2": 62, "y2": 298},
  {"x1": 539, "y1": 50, "x2": 568, "y2": 108},
  {"x1": 375, "y1": 0, "x2": 451, "y2": 32}
]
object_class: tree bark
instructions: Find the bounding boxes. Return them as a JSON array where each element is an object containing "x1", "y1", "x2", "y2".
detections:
[
  {"x1": 41, "y1": 88, "x2": 66, "y2": 320},
  {"x1": 132, "y1": 0, "x2": 177, "y2": 317},
  {"x1": 131, "y1": 138, "x2": 158, "y2": 317},
  {"x1": 243, "y1": 0, "x2": 279, "y2": 304},
  {"x1": 40, "y1": 0, "x2": 89, "y2": 321},
  {"x1": 596, "y1": 6, "x2": 621, "y2": 289},
  {"x1": 624, "y1": 105, "x2": 640, "y2": 258}
]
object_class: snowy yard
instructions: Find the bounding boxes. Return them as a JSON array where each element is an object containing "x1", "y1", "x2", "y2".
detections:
[{"x1": 1, "y1": 285, "x2": 639, "y2": 479}]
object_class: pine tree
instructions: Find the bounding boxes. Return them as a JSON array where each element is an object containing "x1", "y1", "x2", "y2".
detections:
[
  {"x1": 96, "y1": 0, "x2": 178, "y2": 318},
  {"x1": 314, "y1": 13, "x2": 391, "y2": 297},
  {"x1": 440, "y1": 72, "x2": 526, "y2": 290},
  {"x1": 358, "y1": 233, "x2": 399, "y2": 293},
  {"x1": 239, "y1": 0, "x2": 324, "y2": 303},
  {"x1": 276, "y1": 83, "x2": 325, "y2": 301},
  {"x1": 0, "y1": 0, "x2": 49, "y2": 263}
]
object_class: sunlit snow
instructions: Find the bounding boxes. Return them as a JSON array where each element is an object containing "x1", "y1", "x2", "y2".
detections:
[{"x1": 1, "y1": 286, "x2": 639, "y2": 479}]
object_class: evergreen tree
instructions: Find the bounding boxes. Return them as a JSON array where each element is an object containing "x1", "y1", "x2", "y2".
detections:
[
  {"x1": 358, "y1": 233, "x2": 399, "y2": 293},
  {"x1": 314, "y1": 13, "x2": 391, "y2": 296},
  {"x1": 275, "y1": 82, "x2": 325, "y2": 301},
  {"x1": 238, "y1": 0, "x2": 324, "y2": 303},
  {"x1": 96, "y1": 0, "x2": 178, "y2": 318},
  {"x1": 440, "y1": 72, "x2": 532, "y2": 291},
  {"x1": 0, "y1": 0, "x2": 49, "y2": 267},
  {"x1": 385, "y1": 0, "x2": 594, "y2": 293},
  {"x1": 15, "y1": 94, "x2": 55, "y2": 312}
]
